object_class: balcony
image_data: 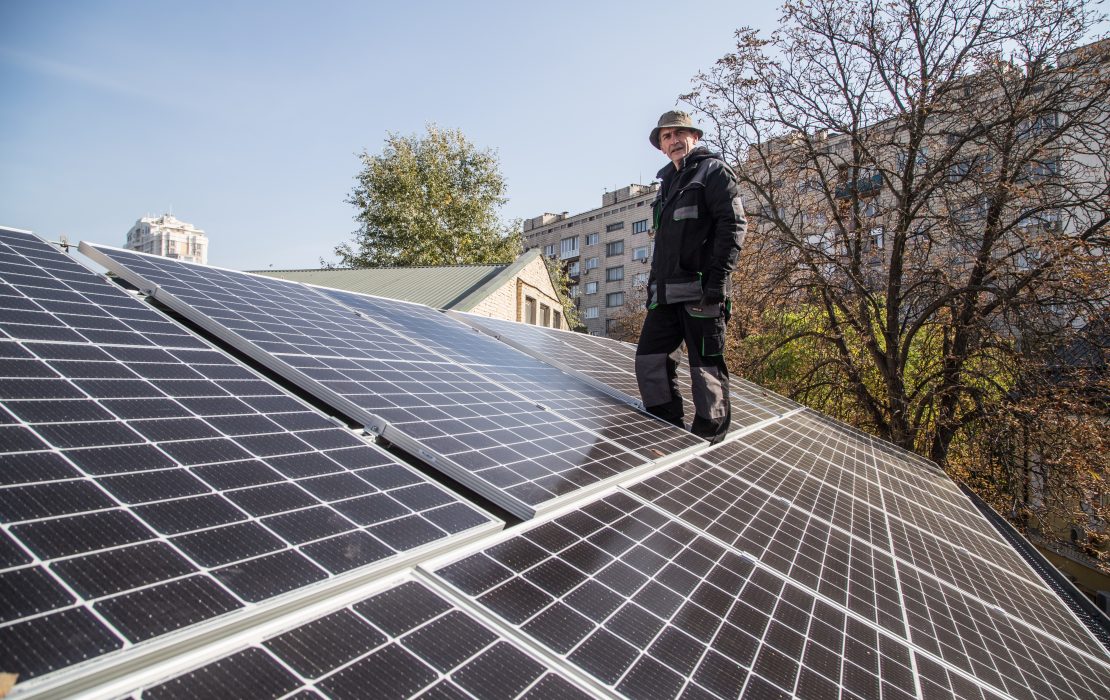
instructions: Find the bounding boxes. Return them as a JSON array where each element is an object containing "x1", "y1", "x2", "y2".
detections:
[{"x1": 834, "y1": 171, "x2": 882, "y2": 199}]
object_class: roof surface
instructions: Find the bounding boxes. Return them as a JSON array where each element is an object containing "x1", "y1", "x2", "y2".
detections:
[{"x1": 252, "y1": 249, "x2": 543, "y2": 311}]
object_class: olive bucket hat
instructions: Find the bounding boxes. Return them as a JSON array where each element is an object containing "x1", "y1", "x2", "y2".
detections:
[{"x1": 649, "y1": 110, "x2": 704, "y2": 149}]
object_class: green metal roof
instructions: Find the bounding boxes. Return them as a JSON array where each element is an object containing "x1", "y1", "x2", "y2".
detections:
[{"x1": 252, "y1": 249, "x2": 544, "y2": 311}]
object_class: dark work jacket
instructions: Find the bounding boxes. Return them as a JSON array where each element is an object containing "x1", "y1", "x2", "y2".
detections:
[{"x1": 647, "y1": 146, "x2": 746, "y2": 307}]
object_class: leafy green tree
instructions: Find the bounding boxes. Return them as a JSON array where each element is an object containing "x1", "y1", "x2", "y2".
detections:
[{"x1": 336, "y1": 125, "x2": 522, "y2": 267}]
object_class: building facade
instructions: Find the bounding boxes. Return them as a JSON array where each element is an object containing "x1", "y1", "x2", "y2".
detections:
[
  {"x1": 256, "y1": 249, "x2": 565, "y2": 328},
  {"x1": 523, "y1": 183, "x2": 658, "y2": 336},
  {"x1": 125, "y1": 214, "x2": 208, "y2": 264}
]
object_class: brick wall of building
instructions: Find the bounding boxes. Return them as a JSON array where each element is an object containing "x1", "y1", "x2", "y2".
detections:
[{"x1": 467, "y1": 256, "x2": 566, "y2": 328}]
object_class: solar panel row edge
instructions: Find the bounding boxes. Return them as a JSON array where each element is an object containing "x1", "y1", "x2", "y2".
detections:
[
  {"x1": 80, "y1": 242, "x2": 717, "y2": 522},
  {"x1": 26, "y1": 570, "x2": 595, "y2": 700},
  {"x1": 81, "y1": 243, "x2": 564, "y2": 520},
  {"x1": 424, "y1": 485, "x2": 1110, "y2": 700},
  {"x1": 1, "y1": 233, "x2": 505, "y2": 695},
  {"x1": 448, "y1": 309, "x2": 648, "y2": 410}
]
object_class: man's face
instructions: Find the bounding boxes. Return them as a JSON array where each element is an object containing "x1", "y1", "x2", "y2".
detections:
[{"x1": 657, "y1": 127, "x2": 699, "y2": 167}]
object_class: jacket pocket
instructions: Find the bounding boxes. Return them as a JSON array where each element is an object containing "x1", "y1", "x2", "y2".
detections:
[
  {"x1": 684, "y1": 301, "x2": 721, "y2": 318},
  {"x1": 673, "y1": 205, "x2": 699, "y2": 221},
  {"x1": 663, "y1": 277, "x2": 702, "y2": 304}
]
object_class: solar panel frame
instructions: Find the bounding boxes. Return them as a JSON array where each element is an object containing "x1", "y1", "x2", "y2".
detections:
[
  {"x1": 0, "y1": 228, "x2": 1100, "y2": 700},
  {"x1": 426, "y1": 487, "x2": 1110, "y2": 700},
  {"x1": 629, "y1": 425, "x2": 1110, "y2": 691},
  {"x1": 451, "y1": 310, "x2": 799, "y2": 430},
  {"x1": 107, "y1": 573, "x2": 599, "y2": 700},
  {"x1": 80, "y1": 242, "x2": 705, "y2": 520},
  {"x1": 317, "y1": 287, "x2": 709, "y2": 462},
  {"x1": 0, "y1": 229, "x2": 501, "y2": 692}
]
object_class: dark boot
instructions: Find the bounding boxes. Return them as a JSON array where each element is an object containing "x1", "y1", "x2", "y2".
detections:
[
  {"x1": 691, "y1": 412, "x2": 730, "y2": 445},
  {"x1": 645, "y1": 395, "x2": 685, "y2": 429}
]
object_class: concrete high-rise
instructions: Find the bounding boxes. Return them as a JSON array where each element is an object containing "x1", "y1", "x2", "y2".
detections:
[
  {"x1": 523, "y1": 183, "x2": 658, "y2": 337},
  {"x1": 124, "y1": 214, "x2": 208, "y2": 264}
]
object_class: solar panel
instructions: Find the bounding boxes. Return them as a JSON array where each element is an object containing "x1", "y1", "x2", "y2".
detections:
[
  {"x1": 128, "y1": 576, "x2": 595, "y2": 699},
  {"x1": 429, "y1": 489, "x2": 1110, "y2": 700},
  {"x1": 319, "y1": 288, "x2": 707, "y2": 459},
  {"x1": 449, "y1": 310, "x2": 645, "y2": 396},
  {"x1": 428, "y1": 491, "x2": 928, "y2": 699},
  {"x1": 452, "y1": 311, "x2": 798, "y2": 429},
  {"x1": 3, "y1": 228, "x2": 1104, "y2": 700},
  {"x1": 637, "y1": 412, "x2": 1110, "y2": 693},
  {"x1": 80, "y1": 243, "x2": 701, "y2": 519},
  {"x1": 0, "y1": 229, "x2": 497, "y2": 685}
]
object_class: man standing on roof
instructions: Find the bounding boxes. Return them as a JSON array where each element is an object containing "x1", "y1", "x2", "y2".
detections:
[{"x1": 635, "y1": 110, "x2": 746, "y2": 445}]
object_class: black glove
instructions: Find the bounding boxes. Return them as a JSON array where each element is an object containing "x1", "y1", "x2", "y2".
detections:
[{"x1": 701, "y1": 283, "x2": 725, "y2": 305}]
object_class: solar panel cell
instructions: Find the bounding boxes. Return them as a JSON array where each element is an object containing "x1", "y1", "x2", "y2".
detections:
[
  {"x1": 133, "y1": 494, "x2": 246, "y2": 535},
  {"x1": 0, "y1": 608, "x2": 124, "y2": 679},
  {"x1": 97, "y1": 575, "x2": 243, "y2": 641},
  {"x1": 171, "y1": 522, "x2": 284, "y2": 567},
  {"x1": 143, "y1": 647, "x2": 302, "y2": 700},
  {"x1": 51, "y1": 542, "x2": 196, "y2": 598},
  {"x1": 212, "y1": 549, "x2": 328, "y2": 602}
]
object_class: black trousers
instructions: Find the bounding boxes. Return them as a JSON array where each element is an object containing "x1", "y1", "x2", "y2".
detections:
[{"x1": 634, "y1": 302, "x2": 731, "y2": 444}]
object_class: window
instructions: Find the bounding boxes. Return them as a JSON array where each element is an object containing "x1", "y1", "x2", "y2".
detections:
[
  {"x1": 1019, "y1": 112, "x2": 1058, "y2": 140},
  {"x1": 633, "y1": 272, "x2": 649, "y2": 286},
  {"x1": 632, "y1": 246, "x2": 649, "y2": 261},
  {"x1": 584, "y1": 306, "x2": 599, "y2": 319},
  {"x1": 568, "y1": 284, "x2": 580, "y2": 298},
  {"x1": 953, "y1": 199, "x2": 986, "y2": 223},
  {"x1": 525, "y1": 297, "x2": 537, "y2": 324},
  {"x1": 553, "y1": 311, "x2": 562, "y2": 329},
  {"x1": 606, "y1": 240, "x2": 624, "y2": 257},
  {"x1": 540, "y1": 304, "x2": 551, "y2": 326},
  {"x1": 560, "y1": 236, "x2": 579, "y2": 259},
  {"x1": 1019, "y1": 209, "x2": 1060, "y2": 232},
  {"x1": 1024, "y1": 158, "x2": 1058, "y2": 181},
  {"x1": 632, "y1": 219, "x2": 649, "y2": 234},
  {"x1": 585, "y1": 256, "x2": 599, "y2": 270},
  {"x1": 606, "y1": 292, "x2": 624, "y2": 308},
  {"x1": 586, "y1": 232, "x2": 599, "y2": 245},
  {"x1": 895, "y1": 147, "x2": 928, "y2": 170},
  {"x1": 543, "y1": 243, "x2": 556, "y2": 257},
  {"x1": 585, "y1": 281, "x2": 598, "y2": 294},
  {"x1": 869, "y1": 227, "x2": 885, "y2": 250},
  {"x1": 606, "y1": 221, "x2": 624, "y2": 232},
  {"x1": 606, "y1": 266, "x2": 624, "y2": 282},
  {"x1": 567, "y1": 261, "x2": 580, "y2": 276},
  {"x1": 606, "y1": 319, "x2": 621, "y2": 334}
]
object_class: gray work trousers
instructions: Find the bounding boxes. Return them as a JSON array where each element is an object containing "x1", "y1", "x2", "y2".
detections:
[{"x1": 634, "y1": 302, "x2": 731, "y2": 444}]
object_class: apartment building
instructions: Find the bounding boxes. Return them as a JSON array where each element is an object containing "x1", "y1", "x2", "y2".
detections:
[
  {"x1": 124, "y1": 213, "x2": 208, "y2": 264},
  {"x1": 746, "y1": 39, "x2": 1109, "y2": 276},
  {"x1": 523, "y1": 183, "x2": 658, "y2": 336}
]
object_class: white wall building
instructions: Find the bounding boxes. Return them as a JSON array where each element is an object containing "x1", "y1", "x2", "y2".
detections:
[
  {"x1": 524, "y1": 183, "x2": 658, "y2": 336},
  {"x1": 125, "y1": 214, "x2": 208, "y2": 264}
]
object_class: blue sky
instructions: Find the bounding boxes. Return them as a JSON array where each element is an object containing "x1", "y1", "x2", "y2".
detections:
[{"x1": 0, "y1": 0, "x2": 781, "y2": 269}]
